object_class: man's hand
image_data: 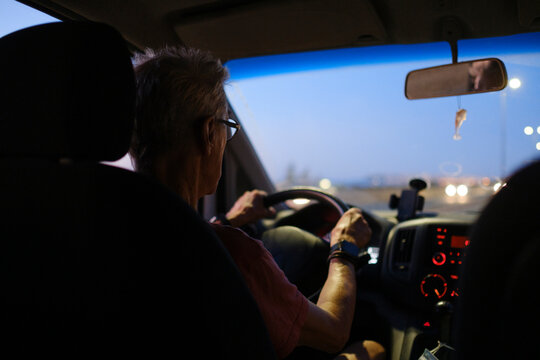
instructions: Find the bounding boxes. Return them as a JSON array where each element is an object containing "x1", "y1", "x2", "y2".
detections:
[
  {"x1": 330, "y1": 208, "x2": 371, "y2": 248},
  {"x1": 226, "y1": 190, "x2": 276, "y2": 228}
]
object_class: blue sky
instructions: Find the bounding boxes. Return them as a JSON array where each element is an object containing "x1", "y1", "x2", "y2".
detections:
[{"x1": 226, "y1": 34, "x2": 540, "y2": 185}]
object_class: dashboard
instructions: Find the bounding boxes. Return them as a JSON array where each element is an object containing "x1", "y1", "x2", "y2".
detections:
[
  {"x1": 267, "y1": 200, "x2": 478, "y2": 358},
  {"x1": 379, "y1": 216, "x2": 475, "y2": 311}
]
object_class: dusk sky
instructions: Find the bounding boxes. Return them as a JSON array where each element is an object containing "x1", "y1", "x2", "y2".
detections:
[{"x1": 226, "y1": 34, "x2": 540, "y2": 185}]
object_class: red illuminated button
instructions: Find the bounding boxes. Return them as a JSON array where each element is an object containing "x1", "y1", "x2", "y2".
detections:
[{"x1": 432, "y1": 252, "x2": 446, "y2": 266}]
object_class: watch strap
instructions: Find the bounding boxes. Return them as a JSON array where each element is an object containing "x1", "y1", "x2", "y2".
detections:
[
  {"x1": 328, "y1": 240, "x2": 371, "y2": 269},
  {"x1": 330, "y1": 239, "x2": 361, "y2": 255}
]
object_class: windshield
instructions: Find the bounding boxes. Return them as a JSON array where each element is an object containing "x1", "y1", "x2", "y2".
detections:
[{"x1": 225, "y1": 33, "x2": 540, "y2": 213}]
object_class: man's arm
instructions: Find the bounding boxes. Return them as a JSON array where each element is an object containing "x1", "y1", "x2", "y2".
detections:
[
  {"x1": 298, "y1": 208, "x2": 371, "y2": 353},
  {"x1": 298, "y1": 258, "x2": 356, "y2": 352},
  {"x1": 221, "y1": 191, "x2": 371, "y2": 354}
]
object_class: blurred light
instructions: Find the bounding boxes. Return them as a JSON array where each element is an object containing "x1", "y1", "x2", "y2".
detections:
[
  {"x1": 509, "y1": 78, "x2": 521, "y2": 89},
  {"x1": 103, "y1": 153, "x2": 134, "y2": 170},
  {"x1": 524, "y1": 126, "x2": 534, "y2": 135},
  {"x1": 481, "y1": 177, "x2": 490, "y2": 186},
  {"x1": 537, "y1": 126, "x2": 540, "y2": 134},
  {"x1": 367, "y1": 247, "x2": 379, "y2": 264},
  {"x1": 292, "y1": 198, "x2": 310, "y2": 205},
  {"x1": 493, "y1": 182, "x2": 502, "y2": 192},
  {"x1": 457, "y1": 184, "x2": 468, "y2": 197},
  {"x1": 536, "y1": 142, "x2": 540, "y2": 151},
  {"x1": 445, "y1": 184, "x2": 457, "y2": 197},
  {"x1": 319, "y1": 178, "x2": 332, "y2": 190}
]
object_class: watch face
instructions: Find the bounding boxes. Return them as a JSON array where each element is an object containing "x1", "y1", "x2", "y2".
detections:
[
  {"x1": 342, "y1": 240, "x2": 360, "y2": 255},
  {"x1": 334, "y1": 240, "x2": 360, "y2": 256}
]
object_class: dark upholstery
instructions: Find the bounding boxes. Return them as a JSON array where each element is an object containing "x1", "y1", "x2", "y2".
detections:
[
  {"x1": 453, "y1": 159, "x2": 540, "y2": 359},
  {"x1": 0, "y1": 22, "x2": 275, "y2": 358},
  {"x1": 0, "y1": 22, "x2": 134, "y2": 161}
]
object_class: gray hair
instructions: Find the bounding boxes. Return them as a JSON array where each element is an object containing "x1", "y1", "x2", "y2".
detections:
[{"x1": 130, "y1": 46, "x2": 229, "y2": 173}]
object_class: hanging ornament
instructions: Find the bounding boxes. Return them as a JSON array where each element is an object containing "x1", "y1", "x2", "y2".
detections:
[
  {"x1": 453, "y1": 96, "x2": 466, "y2": 140},
  {"x1": 454, "y1": 108, "x2": 467, "y2": 140}
]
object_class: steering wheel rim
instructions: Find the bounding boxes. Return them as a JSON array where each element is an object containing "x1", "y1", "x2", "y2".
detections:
[
  {"x1": 261, "y1": 188, "x2": 350, "y2": 299},
  {"x1": 263, "y1": 188, "x2": 349, "y2": 216}
]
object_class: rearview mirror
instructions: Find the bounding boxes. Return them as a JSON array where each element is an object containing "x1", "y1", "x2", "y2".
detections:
[{"x1": 405, "y1": 58, "x2": 507, "y2": 100}]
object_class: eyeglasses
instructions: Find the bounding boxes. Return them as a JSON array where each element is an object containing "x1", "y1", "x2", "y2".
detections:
[{"x1": 217, "y1": 118, "x2": 241, "y2": 141}]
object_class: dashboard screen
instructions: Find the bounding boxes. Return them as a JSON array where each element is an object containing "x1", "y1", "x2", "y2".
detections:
[{"x1": 451, "y1": 235, "x2": 469, "y2": 249}]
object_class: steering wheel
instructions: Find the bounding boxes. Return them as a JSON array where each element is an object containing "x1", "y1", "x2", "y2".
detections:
[
  {"x1": 262, "y1": 188, "x2": 353, "y2": 241},
  {"x1": 258, "y1": 188, "x2": 384, "y2": 300},
  {"x1": 263, "y1": 188, "x2": 349, "y2": 216},
  {"x1": 259, "y1": 188, "x2": 351, "y2": 297}
]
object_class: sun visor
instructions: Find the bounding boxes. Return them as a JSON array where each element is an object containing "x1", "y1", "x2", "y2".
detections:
[{"x1": 172, "y1": 0, "x2": 387, "y2": 60}]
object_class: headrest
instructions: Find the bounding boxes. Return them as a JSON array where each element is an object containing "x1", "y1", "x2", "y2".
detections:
[{"x1": 0, "y1": 21, "x2": 135, "y2": 162}]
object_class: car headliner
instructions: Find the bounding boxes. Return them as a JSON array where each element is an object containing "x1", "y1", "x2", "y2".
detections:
[{"x1": 18, "y1": 0, "x2": 540, "y2": 61}]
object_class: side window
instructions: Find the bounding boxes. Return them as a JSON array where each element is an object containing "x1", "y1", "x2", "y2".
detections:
[{"x1": 0, "y1": 1, "x2": 59, "y2": 37}]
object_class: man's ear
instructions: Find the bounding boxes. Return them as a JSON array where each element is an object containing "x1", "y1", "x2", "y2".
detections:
[{"x1": 199, "y1": 116, "x2": 216, "y2": 156}]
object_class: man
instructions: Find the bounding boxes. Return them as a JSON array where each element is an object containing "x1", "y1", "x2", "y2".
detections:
[{"x1": 130, "y1": 46, "x2": 385, "y2": 360}]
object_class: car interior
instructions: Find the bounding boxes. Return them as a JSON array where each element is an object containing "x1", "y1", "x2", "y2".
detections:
[{"x1": 2, "y1": 0, "x2": 540, "y2": 359}]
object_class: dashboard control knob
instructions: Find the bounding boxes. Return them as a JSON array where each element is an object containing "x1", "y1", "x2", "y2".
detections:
[
  {"x1": 420, "y1": 274, "x2": 448, "y2": 299},
  {"x1": 435, "y1": 300, "x2": 454, "y2": 314},
  {"x1": 432, "y1": 252, "x2": 446, "y2": 266}
]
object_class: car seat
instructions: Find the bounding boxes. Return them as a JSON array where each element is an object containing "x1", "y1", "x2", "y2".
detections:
[
  {"x1": 0, "y1": 21, "x2": 275, "y2": 359},
  {"x1": 453, "y1": 159, "x2": 540, "y2": 359}
]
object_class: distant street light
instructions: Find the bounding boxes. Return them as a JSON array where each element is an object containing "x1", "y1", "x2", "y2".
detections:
[
  {"x1": 319, "y1": 178, "x2": 332, "y2": 190},
  {"x1": 509, "y1": 78, "x2": 521, "y2": 89}
]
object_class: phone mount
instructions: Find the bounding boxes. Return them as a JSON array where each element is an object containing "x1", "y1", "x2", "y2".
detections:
[{"x1": 389, "y1": 178, "x2": 427, "y2": 222}]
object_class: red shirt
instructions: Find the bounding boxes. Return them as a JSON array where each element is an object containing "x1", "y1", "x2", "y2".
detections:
[{"x1": 211, "y1": 223, "x2": 309, "y2": 358}]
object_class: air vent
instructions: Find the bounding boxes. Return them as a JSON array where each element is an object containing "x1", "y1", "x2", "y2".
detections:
[{"x1": 392, "y1": 228, "x2": 416, "y2": 271}]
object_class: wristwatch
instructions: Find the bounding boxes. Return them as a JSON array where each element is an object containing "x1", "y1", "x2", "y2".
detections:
[{"x1": 328, "y1": 240, "x2": 371, "y2": 269}]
